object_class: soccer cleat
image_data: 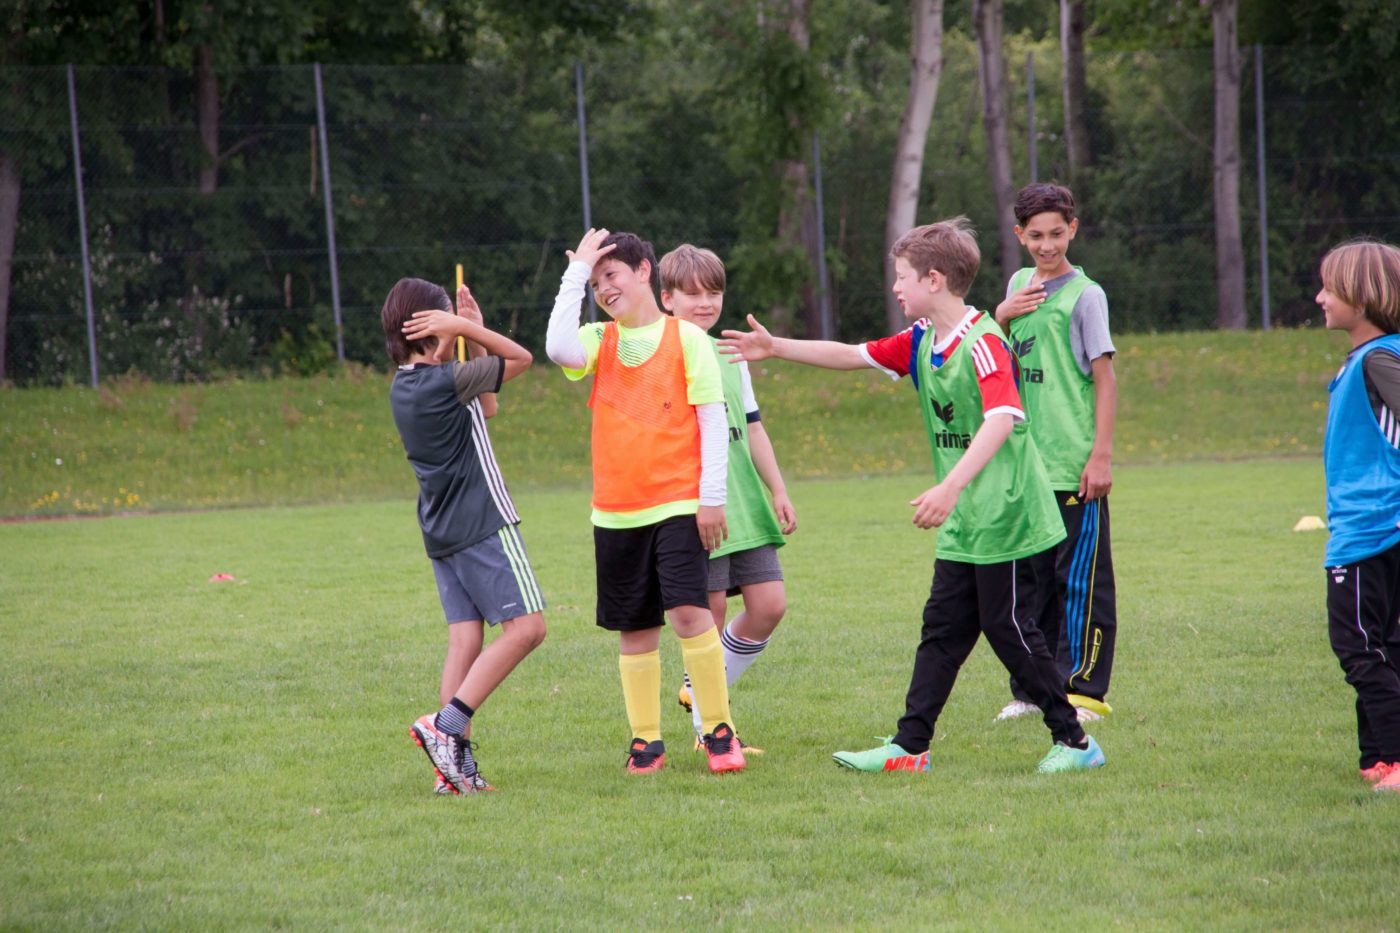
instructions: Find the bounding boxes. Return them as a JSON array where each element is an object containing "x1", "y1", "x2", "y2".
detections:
[
  {"x1": 832, "y1": 738, "x2": 930, "y2": 773},
  {"x1": 693, "y1": 734, "x2": 765, "y2": 755},
  {"x1": 1376, "y1": 769, "x2": 1400, "y2": 794},
  {"x1": 703, "y1": 723, "x2": 747, "y2": 773},
  {"x1": 1036, "y1": 735, "x2": 1106, "y2": 773},
  {"x1": 410, "y1": 714, "x2": 469, "y2": 794},
  {"x1": 1067, "y1": 694, "x2": 1112, "y2": 720},
  {"x1": 434, "y1": 770, "x2": 458, "y2": 796},
  {"x1": 626, "y1": 737, "x2": 666, "y2": 774},
  {"x1": 995, "y1": 699, "x2": 1041, "y2": 722},
  {"x1": 1360, "y1": 762, "x2": 1400, "y2": 784},
  {"x1": 678, "y1": 683, "x2": 693, "y2": 713},
  {"x1": 466, "y1": 772, "x2": 496, "y2": 792}
]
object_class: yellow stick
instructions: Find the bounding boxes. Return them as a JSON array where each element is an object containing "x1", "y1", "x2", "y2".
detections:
[{"x1": 455, "y1": 263, "x2": 466, "y2": 362}]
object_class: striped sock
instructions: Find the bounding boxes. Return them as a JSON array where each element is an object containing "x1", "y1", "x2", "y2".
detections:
[
  {"x1": 721, "y1": 622, "x2": 768, "y2": 686},
  {"x1": 434, "y1": 697, "x2": 473, "y2": 737}
]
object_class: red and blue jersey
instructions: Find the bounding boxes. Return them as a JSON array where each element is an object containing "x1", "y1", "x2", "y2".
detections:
[{"x1": 860, "y1": 310, "x2": 1026, "y2": 422}]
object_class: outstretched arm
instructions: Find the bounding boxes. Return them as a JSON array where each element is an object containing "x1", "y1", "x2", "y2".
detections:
[{"x1": 718, "y1": 314, "x2": 868, "y2": 370}]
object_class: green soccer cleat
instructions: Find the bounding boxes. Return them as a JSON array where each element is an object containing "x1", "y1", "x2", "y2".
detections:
[
  {"x1": 832, "y1": 738, "x2": 930, "y2": 773},
  {"x1": 1036, "y1": 736, "x2": 1106, "y2": 773}
]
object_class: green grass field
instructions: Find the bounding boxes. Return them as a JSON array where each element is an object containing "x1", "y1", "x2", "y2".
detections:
[{"x1": 4, "y1": 328, "x2": 1398, "y2": 928}]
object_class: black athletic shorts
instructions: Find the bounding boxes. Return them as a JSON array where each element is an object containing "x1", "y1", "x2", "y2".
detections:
[{"x1": 594, "y1": 514, "x2": 709, "y2": 631}]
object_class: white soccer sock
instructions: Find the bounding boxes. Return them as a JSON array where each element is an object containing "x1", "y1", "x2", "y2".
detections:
[{"x1": 721, "y1": 621, "x2": 768, "y2": 686}]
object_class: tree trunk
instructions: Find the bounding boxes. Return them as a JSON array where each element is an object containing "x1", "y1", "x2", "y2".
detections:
[
  {"x1": 0, "y1": 153, "x2": 18, "y2": 384},
  {"x1": 1060, "y1": 0, "x2": 1090, "y2": 175},
  {"x1": 885, "y1": 0, "x2": 945, "y2": 334},
  {"x1": 196, "y1": 43, "x2": 219, "y2": 195},
  {"x1": 1212, "y1": 0, "x2": 1246, "y2": 329},
  {"x1": 974, "y1": 0, "x2": 1019, "y2": 286},
  {"x1": 767, "y1": 0, "x2": 821, "y2": 338}
]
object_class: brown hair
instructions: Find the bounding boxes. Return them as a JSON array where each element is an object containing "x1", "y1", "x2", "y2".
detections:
[
  {"x1": 659, "y1": 244, "x2": 726, "y2": 294},
  {"x1": 890, "y1": 216, "x2": 980, "y2": 297},
  {"x1": 1320, "y1": 240, "x2": 1400, "y2": 334},
  {"x1": 1014, "y1": 183, "x2": 1077, "y2": 226},
  {"x1": 600, "y1": 232, "x2": 659, "y2": 286},
  {"x1": 380, "y1": 277, "x2": 450, "y2": 364}
]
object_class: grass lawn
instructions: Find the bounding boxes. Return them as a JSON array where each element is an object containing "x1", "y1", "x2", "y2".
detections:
[{"x1": 4, "y1": 460, "x2": 1398, "y2": 928}]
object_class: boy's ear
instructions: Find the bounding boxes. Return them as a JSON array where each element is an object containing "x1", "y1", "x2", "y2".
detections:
[
  {"x1": 637, "y1": 258, "x2": 652, "y2": 286},
  {"x1": 659, "y1": 289, "x2": 672, "y2": 309},
  {"x1": 1067, "y1": 217, "x2": 1079, "y2": 238}
]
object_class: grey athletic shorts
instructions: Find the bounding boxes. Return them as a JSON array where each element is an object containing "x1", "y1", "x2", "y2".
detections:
[
  {"x1": 430, "y1": 524, "x2": 546, "y2": 625},
  {"x1": 707, "y1": 544, "x2": 784, "y2": 597}
]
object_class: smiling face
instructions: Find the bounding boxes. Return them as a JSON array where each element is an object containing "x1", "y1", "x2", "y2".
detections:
[
  {"x1": 1015, "y1": 210, "x2": 1078, "y2": 279},
  {"x1": 661, "y1": 282, "x2": 724, "y2": 332},
  {"x1": 589, "y1": 257, "x2": 652, "y2": 321},
  {"x1": 1316, "y1": 284, "x2": 1367, "y2": 334}
]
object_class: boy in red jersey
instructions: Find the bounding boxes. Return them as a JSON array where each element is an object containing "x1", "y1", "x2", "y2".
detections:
[
  {"x1": 545, "y1": 228, "x2": 744, "y2": 775},
  {"x1": 721, "y1": 217, "x2": 1104, "y2": 775}
]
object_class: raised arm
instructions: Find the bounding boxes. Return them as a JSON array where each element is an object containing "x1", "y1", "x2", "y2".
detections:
[
  {"x1": 718, "y1": 314, "x2": 868, "y2": 370},
  {"x1": 401, "y1": 311, "x2": 533, "y2": 383},
  {"x1": 546, "y1": 228, "x2": 616, "y2": 369},
  {"x1": 455, "y1": 283, "x2": 497, "y2": 417}
]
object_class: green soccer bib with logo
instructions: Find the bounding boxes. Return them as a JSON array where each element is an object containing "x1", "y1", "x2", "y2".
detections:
[{"x1": 916, "y1": 314, "x2": 1066, "y2": 563}]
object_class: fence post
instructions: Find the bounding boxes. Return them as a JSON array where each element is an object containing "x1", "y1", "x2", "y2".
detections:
[
  {"x1": 313, "y1": 63, "x2": 345, "y2": 361},
  {"x1": 811, "y1": 132, "x2": 832, "y2": 341},
  {"x1": 575, "y1": 61, "x2": 595, "y2": 322},
  {"x1": 66, "y1": 64, "x2": 98, "y2": 387},
  {"x1": 1026, "y1": 51, "x2": 1037, "y2": 183},
  {"x1": 1254, "y1": 44, "x2": 1271, "y2": 331}
]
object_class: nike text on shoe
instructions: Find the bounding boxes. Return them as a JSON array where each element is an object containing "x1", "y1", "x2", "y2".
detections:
[
  {"x1": 832, "y1": 738, "x2": 930, "y2": 773},
  {"x1": 1036, "y1": 736, "x2": 1106, "y2": 773},
  {"x1": 627, "y1": 737, "x2": 666, "y2": 774},
  {"x1": 410, "y1": 714, "x2": 470, "y2": 794},
  {"x1": 703, "y1": 723, "x2": 747, "y2": 773},
  {"x1": 995, "y1": 700, "x2": 1040, "y2": 722}
]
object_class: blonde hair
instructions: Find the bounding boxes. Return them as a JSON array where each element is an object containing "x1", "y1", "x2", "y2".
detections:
[
  {"x1": 1320, "y1": 240, "x2": 1400, "y2": 334},
  {"x1": 659, "y1": 244, "x2": 726, "y2": 294},
  {"x1": 890, "y1": 216, "x2": 980, "y2": 297}
]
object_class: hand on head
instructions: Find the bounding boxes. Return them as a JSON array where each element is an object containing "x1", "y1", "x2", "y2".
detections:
[
  {"x1": 402, "y1": 309, "x2": 460, "y2": 362},
  {"x1": 567, "y1": 228, "x2": 617, "y2": 269}
]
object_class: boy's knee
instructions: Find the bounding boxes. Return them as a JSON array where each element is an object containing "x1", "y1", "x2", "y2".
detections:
[{"x1": 513, "y1": 615, "x2": 546, "y2": 650}]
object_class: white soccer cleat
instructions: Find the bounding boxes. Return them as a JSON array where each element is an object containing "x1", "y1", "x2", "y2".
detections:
[{"x1": 994, "y1": 699, "x2": 1041, "y2": 722}]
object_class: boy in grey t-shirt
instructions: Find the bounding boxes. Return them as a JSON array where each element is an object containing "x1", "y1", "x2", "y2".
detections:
[{"x1": 383, "y1": 276, "x2": 546, "y2": 795}]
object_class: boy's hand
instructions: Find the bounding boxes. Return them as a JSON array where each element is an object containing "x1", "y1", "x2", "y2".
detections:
[
  {"x1": 455, "y1": 283, "x2": 483, "y2": 326},
  {"x1": 996, "y1": 283, "x2": 1046, "y2": 327},
  {"x1": 772, "y1": 492, "x2": 797, "y2": 535},
  {"x1": 910, "y1": 482, "x2": 959, "y2": 529},
  {"x1": 403, "y1": 309, "x2": 464, "y2": 362},
  {"x1": 696, "y1": 505, "x2": 728, "y2": 552},
  {"x1": 717, "y1": 315, "x2": 775, "y2": 362},
  {"x1": 566, "y1": 227, "x2": 617, "y2": 269},
  {"x1": 1079, "y1": 452, "x2": 1113, "y2": 500}
]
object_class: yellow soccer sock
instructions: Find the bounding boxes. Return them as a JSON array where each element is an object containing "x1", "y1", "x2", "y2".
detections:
[
  {"x1": 618, "y1": 650, "x2": 662, "y2": 743},
  {"x1": 679, "y1": 628, "x2": 733, "y2": 736}
]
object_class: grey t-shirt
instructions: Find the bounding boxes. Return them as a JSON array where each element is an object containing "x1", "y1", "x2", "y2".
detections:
[
  {"x1": 1005, "y1": 270, "x2": 1115, "y2": 376},
  {"x1": 389, "y1": 357, "x2": 514, "y2": 558}
]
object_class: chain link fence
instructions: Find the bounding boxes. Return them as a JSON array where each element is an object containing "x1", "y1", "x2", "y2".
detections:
[{"x1": 2, "y1": 46, "x2": 1395, "y2": 386}]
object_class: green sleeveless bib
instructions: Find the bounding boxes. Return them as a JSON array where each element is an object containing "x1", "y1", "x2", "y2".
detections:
[
  {"x1": 916, "y1": 314, "x2": 1066, "y2": 563},
  {"x1": 711, "y1": 342, "x2": 784, "y2": 558},
  {"x1": 1007, "y1": 266, "x2": 1098, "y2": 489}
]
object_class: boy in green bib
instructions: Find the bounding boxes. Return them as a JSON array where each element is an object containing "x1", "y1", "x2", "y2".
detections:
[
  {"x1": 719, "y1": 217, "x2": 1105, "y2": 774},
  {"x1": 659, "y1": 244, "x2": 797, "y2": 749},
  {"x1": 993, "y1": 184, "x2": 1119, "y2": 724}
]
